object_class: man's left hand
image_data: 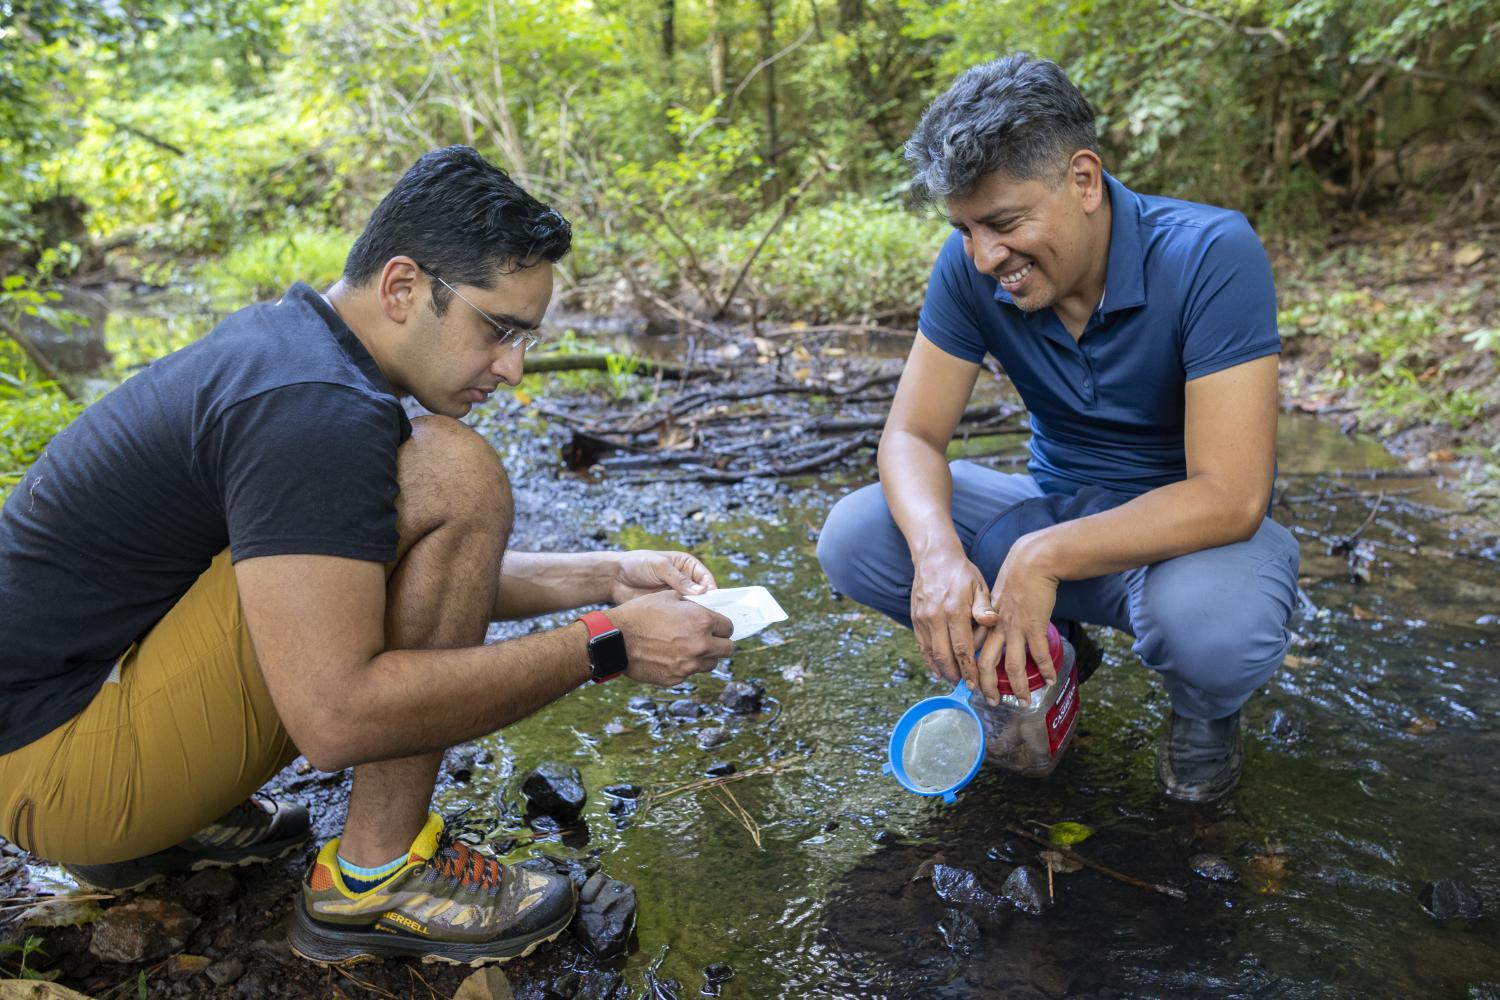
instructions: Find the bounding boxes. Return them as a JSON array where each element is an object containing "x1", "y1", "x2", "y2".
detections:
[
  {"x1": 976, "y1": 534, "x2": 1061, "y2": 705},
  {"x1": 609, "y1": 550, "x2": 717, "y2": 604}
]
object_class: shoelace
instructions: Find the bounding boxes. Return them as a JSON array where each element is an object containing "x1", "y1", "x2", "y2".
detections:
[{"x1": 425, "y1": 812, "x2": 504, "y2": 894}]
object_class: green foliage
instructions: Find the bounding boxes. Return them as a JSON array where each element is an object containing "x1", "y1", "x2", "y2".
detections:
[
  {"x1": 196, "y1": 227, "x2": 353, "y2": 306},
  {"x1": 0, "y1": 934, "x2": 49, "y2": 979}
]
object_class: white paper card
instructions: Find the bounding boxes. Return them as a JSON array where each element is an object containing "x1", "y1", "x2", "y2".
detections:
[{"x1": 685, "y1": 585, "x2": 788, "y2": 641}]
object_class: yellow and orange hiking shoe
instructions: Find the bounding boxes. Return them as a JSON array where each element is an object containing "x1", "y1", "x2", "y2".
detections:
[{"x1": 288, "y1": 812, "x2": 576, "y2": 967}]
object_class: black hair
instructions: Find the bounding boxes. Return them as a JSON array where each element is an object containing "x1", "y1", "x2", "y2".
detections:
[
  {"x1": 343, "y1": 145, "x2": 571, "y2": 313},
  {"x1": 905, "y1": 54, "x2": 1100, "y2": 203}
]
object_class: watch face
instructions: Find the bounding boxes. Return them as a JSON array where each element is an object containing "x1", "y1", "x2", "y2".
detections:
[{"x1": 589, "y1": 628, "x2": 628, "y2": 680}]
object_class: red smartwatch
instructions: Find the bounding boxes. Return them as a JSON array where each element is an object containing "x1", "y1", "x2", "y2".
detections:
[{"x1": 579, "y1": 611, "x2": 627, "y2": 683}]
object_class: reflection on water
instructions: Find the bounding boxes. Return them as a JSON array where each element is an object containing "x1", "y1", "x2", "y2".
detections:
[{"x1": 447, "y1": 401, "x2": 1500, "y2": 999}]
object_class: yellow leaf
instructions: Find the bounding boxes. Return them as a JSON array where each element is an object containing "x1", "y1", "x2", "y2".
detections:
[
  {"x1": 513, "y1": 389, "x2": 532, "y2": 406},
  {"x1": 1048, "y1": 822, "x2": 1093, "y2": 847}
]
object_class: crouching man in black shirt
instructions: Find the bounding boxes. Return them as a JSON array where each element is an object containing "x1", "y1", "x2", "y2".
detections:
[{"x1": 0, "y1": 146, "x2": 734, "y2": 967}]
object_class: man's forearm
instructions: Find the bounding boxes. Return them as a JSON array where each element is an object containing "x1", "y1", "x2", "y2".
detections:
[
  {"x1": 493, "y1": 551, "x2": 619, "y2": 620},
  {"x1": 1020, "y1": 475, "x2": 1266, "y2": 581},
  {"x1": 878, "y1": 431, "x2": 964, "y2": 559},
  {"x1": 315, "y1": 624, "x2": 595, "y2": 769}
]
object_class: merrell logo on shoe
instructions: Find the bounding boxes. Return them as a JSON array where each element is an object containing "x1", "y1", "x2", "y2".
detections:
[{"x1": 384, "y1": 912, "x2": 429, "y2": 936}]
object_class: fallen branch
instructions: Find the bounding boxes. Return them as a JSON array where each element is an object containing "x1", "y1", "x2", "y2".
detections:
[{"x1": 1007, "y1": 825, "x2": 1187, "y2": 901}]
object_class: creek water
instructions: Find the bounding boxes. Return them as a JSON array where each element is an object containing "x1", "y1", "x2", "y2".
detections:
[{"x1": 445, "y1": 392, "x2": 1499, "y2": 999}]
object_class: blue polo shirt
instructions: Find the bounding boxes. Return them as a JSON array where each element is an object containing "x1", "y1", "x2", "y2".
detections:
[{"x1": 918, "y1": 172, "x2": 1280, "y2": 497}]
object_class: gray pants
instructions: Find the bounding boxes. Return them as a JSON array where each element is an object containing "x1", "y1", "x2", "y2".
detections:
[{"x1": 816, "y1": 461, "x2": 1301, "y2": 720}]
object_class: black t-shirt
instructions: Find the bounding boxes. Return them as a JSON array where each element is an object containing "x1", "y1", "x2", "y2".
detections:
[{"x1": 0, "y1": 283, "x2": 411, "y2": 754}]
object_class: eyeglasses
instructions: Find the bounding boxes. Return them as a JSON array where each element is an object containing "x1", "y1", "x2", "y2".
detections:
[{"x1": 423, "y1": 269, "x2": 541, "y2": 352}]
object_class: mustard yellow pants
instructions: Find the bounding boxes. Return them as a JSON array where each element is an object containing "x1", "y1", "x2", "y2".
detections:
[{"x1": 0, "y1": 551, "x2": 298, "y2": 864}]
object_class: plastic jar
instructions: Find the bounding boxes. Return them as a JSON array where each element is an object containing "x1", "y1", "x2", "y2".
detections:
[{"x1": 967, "y1": 622, "x2": 1080, "y2": 777}]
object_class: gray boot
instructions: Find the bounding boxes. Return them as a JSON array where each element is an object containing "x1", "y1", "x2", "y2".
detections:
[{"x1": 1154, "y1": 709, "x2": 1242, "y2": 804}]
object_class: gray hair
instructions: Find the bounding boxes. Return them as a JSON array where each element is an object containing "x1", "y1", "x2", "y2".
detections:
[{"x1": 905, "y1": 54, "x2": 1100, "y2": 203}]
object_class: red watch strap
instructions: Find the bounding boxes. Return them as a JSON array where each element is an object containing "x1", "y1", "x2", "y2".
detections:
[{"x1": 580, "y1": 611, "x2": 615, "y2": 638}]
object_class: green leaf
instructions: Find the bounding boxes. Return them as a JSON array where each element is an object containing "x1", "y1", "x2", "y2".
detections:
[
  {"x1": 1048, "y1": 822, "x2": 1094, "y2": 846},
  {"x1": 2, "y1": 275, "x2": 26, "y2": 290},
  {"x1": 138, "y1": 970, "x2": 148, "y2": 999}
]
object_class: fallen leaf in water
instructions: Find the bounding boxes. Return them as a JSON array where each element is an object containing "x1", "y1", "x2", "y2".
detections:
[
  {"x1": 1406, "y1": 716, "x2": 1439, "y2": 735},
  {"x1": 781, "y1": 661, "x2": 806, "y2": 683},
  {"x1": 1351, "y1": 604, "x2": 1381, "y2": 621},
  {"x1": 1282, "y1": 654, "x2": 1318, "y2": 670},
  {"x1": 1039, "y1": 850, "x2": 1082, "y2": 874},
  {"x1": 1453, "y1": 242, "x2": 1485, "y2": 268},
  {"x1": 1427, "y1": 448, "x2": 1457, "y2": 463},
  {"x1": 792, "y1": 344, "x2": 813, "y2": 362},
  {"x1": 752, "y1": 336, "x2": 776, "y2": 356},
  {"x1": 513, "y1": 389, "x2": 532, "y2": 406},
  {"x1": 822, "y1": 347, "x2": 848, "y2": 357},
  {"x1": 794, "y1": 366, "x2": 811, "y2": 382},
  {"x1": 1247, "y1": 851, "x2": 1291, "y2": 895},
  {"x1": 1047, "y1": 822, "x2": 1094, "y2": 847}
]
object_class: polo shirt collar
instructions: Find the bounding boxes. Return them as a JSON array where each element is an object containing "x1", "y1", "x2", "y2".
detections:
[{"x1": 989, "y1": 170, "x2": 1147, "y2": 315}]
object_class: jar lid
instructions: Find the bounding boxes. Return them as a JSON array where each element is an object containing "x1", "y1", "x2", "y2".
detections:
[{"x1": 994, "y1": 622, "x2": 1064, "y2": 695}]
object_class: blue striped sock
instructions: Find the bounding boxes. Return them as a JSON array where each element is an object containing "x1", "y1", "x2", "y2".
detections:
[{"x1": 337, "y1": 853, "x2": 406, "y2": 893}]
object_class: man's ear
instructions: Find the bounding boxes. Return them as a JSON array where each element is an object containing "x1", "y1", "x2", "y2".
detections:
[
  {"x1": 1070, "y1": 150, "x2": 1106, "y2": 214},
  {"x1": 377, "y1": 256, "x2": 424, "y2": 325}
]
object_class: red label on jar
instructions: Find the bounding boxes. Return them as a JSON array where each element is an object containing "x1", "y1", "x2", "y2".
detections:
[{"x1": 1045, "y1": 666, "x2": 1079, "y2": 756}]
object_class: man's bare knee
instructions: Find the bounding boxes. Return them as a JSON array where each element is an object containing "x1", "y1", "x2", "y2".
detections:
[{"x1": 395, "y1": 416, "x2": 513, "y2": 546}]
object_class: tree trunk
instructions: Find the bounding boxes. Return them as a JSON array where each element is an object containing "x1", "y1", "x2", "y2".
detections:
[{"x1": 760, "y1": 0, "x2": 779, "y2": 200}]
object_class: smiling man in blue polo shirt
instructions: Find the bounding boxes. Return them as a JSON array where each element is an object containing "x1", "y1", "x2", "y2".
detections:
[{"x1": 818, "y1": 54, "x2": 1300, "y2": 803}]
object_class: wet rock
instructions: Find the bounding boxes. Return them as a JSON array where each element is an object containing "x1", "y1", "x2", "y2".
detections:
[
  {"x1": 89, "y1": 898, "x2": 201, "y2": 963},
  {"x1": 667, "y1": 681, "x2": 697, "y2": 695},
  {"x1": 873, "y1": 829, "x2": 897, "y2": 845},
  {"x1": 166, "y1": 953, "x2": 213, "y2": 978},
  {"x1": 576, "y1": 969, "x2": 624, "y2": 1000},
  {"x1": 1001, "y1": 865, "x2": 1052, "y2": 915},
  {"x1": 703, "y1": 962, "x2": 735, "y2": 988},
  {"x1": 544, "y1": 970, "x2": 581, "y2": 999},
  {"x1": 1265, "y1": 709, "x2": 1301, "y2": 742},
  {"x1": 705, "y1": 761, "x2": 736, "y2": 777},
  {"x1": 718, "y1": 680, "x2": 765, "y2": 714},
  {"x1": 667, "y1": 699, "x2": 707, "y2": 720},
  {"x1": 573, "y1": 876, "x2": 637, "y2": 958},
  {"x1": 1419, "y1": 878, "x2": 1484, "y2": 920},
  {"x1": 531, "y1": 815, "x2": 563, "y2": 835},
  {"x1": 455, "y1": 967, "x2": 516, "y2": 1000},
  {"x1": 1189, "y1": 854, "x2": 1238, "y2": 883},
  {"x1": 180, "y1": 867, "x2": 238, "y2": 905},
  {"x1": 931, "y1": 864, "x2": 1006, "y2": 918},
  {"x1": 522, "y1": 761, "x2": 588, "y2": 822},
  {"x1": 697, "y1": 727, "x2": 730, "y2": 750},
  {"x1": 235, "y1": 972, "x2": 270, "y2": 998},
  {"x1": 1032, "y1": 963, "x2": 1074, "y2": 998},
  {"x1": 525, "y1": 855, "x2": 598, "y2": 892},
  {"x1": 936, "y1": 908, "x2": 980, "y2": 954},
  {"x1": 987, "y1": 839, "x2": 1024, "y2": 864},
  {"x1": 602, "y1": 783, "x2": 640, "y2": 800},
  {"x1": 206, "y1": 957, "x2": 245, "y2": 987},
  {"x1": 627, "y1": 696, "x2": 659, "y2": 715}
]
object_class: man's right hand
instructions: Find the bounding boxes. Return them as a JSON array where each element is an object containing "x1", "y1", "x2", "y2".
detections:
[
  {"x1": 609, "y1": 590, "x2": 735, "y2": 687},
  {"x1": 911, "y1": 546, "x2": 1000, "y2": 690}
]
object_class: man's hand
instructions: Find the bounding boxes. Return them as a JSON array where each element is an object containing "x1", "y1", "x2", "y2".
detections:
[
  {"x1": 976, "y1": 534, "x2": 1060, "y2": 705},
  {"x1": 608, "y1": 550, "x2": 717, "y2": 604},
  {"x1": 609, "y1": 590, "x2": 735, "y2": 687},
  {"x1": 911, "y1": 545, "x2": 1001, "y2": 689}
]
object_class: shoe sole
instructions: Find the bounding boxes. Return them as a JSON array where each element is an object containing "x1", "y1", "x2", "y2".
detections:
[
  {"x1": 68, "y1": 835, "x2": 310, "y2": 894},
  {"x1": 287, "y1": 903, "x2": 573, "y2": 968}
]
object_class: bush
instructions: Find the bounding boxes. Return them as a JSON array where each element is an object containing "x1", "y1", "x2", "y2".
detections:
[{"x1": 195, "y1": 227, "x2": 354, "y2": 306}]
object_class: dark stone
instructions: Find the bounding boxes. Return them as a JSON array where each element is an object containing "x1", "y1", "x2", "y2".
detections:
[
  {"x1": 1189, "y1": 854, "x2": 1238, "y2": 883},
  {"x1": 1419, "y1": 879, "x2": 1485, "y2": 920},
  {"x1": 1001, "y1": 865, "x2": 1052, "y2": 915},
  {"x1": 667, "y1": 681, "x2": 697, "y2": 695},
  {"x1": 705, "y1": 761, "x2": 736, "y2": 777},
  {"x1": 601, "y1": 783, "x2": 640, "y2": 800},
  {"x1": 206, "y1": 957, "x2": 245, "y2": 986},
  {"x1": 573, "y1": 876, "x2": 637, "y2": 958},
  {"x1": 1265, "y1": 709, "x2": 1300, "y2": 741},
  {"x1": 236, "y1": 972, "x2": 270, "y2": 998},
  {"x1": 873, "y1": 830, "x2": 897, "y2": 845},
  {"x1": 936, "y1": 908, "x2": 980, "y2": 954},
  {"x1": 821, "y1": 820, "x2": 839, "y2": 833},
  {"x1": 1032, "y1": 963, "x2": 1074, "y2": 998},
  {"x1": 522, "y1": 761, "x2": 588, "y2": 822},
  {"x1": 697, "y1": 727, "x2": 730, "y2": 750},
  {"x1": 180, "y1": 868, "x2": 239, "y2": 906},
  {"x1": 718, "y1": 680, "x2": 765, "y2": 714},
  {"x1": 627, "y1": 696, "x2": 659, "y2": 715},
  {"x1": 89, "y1": 898, "x2": 202, "y2": 963},
  {"x1": 703, "y1": 962, "x2": 734, "y2": 984},
  {"x1": 577, "y1": 969, "x2": 624, "y2": 1000},
  {"x1": 531, "y1": 815, "x2": 563, "y2": 835},
  {"x1": 931, "y1": 864, "x2": 1006, "y2": 920},
  {"x1": 667, "y1": 699, "x2": 706, "y2": 720},
  {"x1": 546, "y1": 970, "x2": 582, "y2": 999},
  {"x1": 525, "y1": 855, "x2": 598, "y2": 891}
]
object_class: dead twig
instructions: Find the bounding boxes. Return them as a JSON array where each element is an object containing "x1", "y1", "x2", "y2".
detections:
[
  {"x1": 1006, "y1": 825, "x2": 1187, "y2": 901},
  {"x1": 709, "y1": 784, "x2": 763, "y2": 849},
  {"x1": 1329, "y1": 490, "x2": 1386, "y2": 554}
]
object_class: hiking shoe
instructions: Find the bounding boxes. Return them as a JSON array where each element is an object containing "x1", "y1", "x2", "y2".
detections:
[
  {"x1": 288, "y1": 811, "x2": 576, "y2": 967},
  {"x1": 1154, "y1": 709, "x2": 1243, "y2": 804},
  {"x1": 1057, "y1": 619, "x2": 1103, "y2": 685},
  {"x1": 66, "y1": 792, "x2": 310, "y2": 892}
]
